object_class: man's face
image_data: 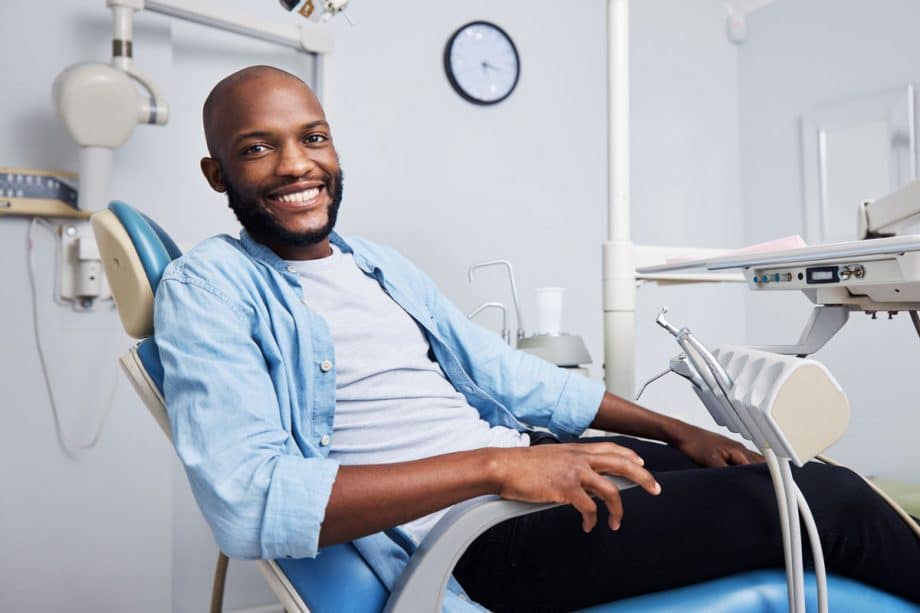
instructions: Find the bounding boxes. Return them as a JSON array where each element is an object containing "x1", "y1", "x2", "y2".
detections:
[{"x1": 202, "y1": 74, "x2": 342, "y2": 253}]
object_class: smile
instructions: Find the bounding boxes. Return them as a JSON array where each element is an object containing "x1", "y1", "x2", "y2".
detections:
[{"x1": 267, "y1": 186, "x2": 325, "y2": 209}]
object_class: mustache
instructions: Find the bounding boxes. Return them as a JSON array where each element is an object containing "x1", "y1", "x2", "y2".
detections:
[{"x1": 266, "y1": 169, "x2": 336, "y2": 195}]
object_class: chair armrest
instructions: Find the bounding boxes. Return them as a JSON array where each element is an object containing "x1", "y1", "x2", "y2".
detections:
[{"x1": 384, "y1": 476, "x2": 637, "y2": 613}]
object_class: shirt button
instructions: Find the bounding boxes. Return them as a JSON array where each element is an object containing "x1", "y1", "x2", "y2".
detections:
[
  {"x1": 320, "y1": 434, "x2": 331, "y2": 446},
  {"x1": 320, "y1": 360, "x2": 333, "y2": 372},
  {"x1": 286, "y1": 265, "x2": 296, "y2": 273}
]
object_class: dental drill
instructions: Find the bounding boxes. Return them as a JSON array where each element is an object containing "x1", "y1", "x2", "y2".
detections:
[{"x1": 643, "y1": 307, "x2": 851, "y2": 613}]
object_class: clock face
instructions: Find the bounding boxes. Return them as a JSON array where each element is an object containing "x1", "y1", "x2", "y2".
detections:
[{"x1": 444, "y1": 21, "x2": 520, "y2": 106}]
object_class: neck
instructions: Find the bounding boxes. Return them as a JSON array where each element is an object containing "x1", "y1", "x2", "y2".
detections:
[{"x1": 267, "y1": 237, "x2": 333, "y2": 261}]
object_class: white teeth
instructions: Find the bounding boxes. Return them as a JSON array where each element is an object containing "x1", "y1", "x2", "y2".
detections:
[{"x1": 276, "y1": 187, "x2": 320, "y2": 203}]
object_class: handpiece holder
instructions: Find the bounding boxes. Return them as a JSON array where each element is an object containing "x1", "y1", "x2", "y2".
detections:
[{"x1": 650, "y1": 306, "x2": 850, "y2": 613}]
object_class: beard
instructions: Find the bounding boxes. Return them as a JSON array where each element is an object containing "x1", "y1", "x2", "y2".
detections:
[{"x1": 224, "y1": 166, "x2": 343, "y2": 248}]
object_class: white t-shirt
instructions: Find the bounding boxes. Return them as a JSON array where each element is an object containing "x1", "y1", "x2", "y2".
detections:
[{"x1": 288, "y1": 245, "x2": 529, "y2": 544}]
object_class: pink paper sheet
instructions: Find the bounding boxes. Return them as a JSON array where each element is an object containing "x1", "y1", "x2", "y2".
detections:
[{"x1": 666, "y1": 235, "x2": 808, "y2": 264}]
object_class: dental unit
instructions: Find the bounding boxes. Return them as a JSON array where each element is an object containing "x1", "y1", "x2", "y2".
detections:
[
  {"x1": 638, "y1": 180, "x2": 920, "y2": 356},
  {"x1": 644, "y1": 307, "x2": 846, "y2": 613}
]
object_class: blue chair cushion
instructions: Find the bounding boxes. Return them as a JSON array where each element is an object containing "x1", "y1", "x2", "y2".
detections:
[
  {"x1": 109, "y1": 200, "x2": 178, "y2": 291},
  {"x1": 137, "y1": 338, "x2": 165, "y2": 393},
  {"x1": 578, "y1": 569, "x2": 920, "y2": 612},
  {"x1": 277, "y1": 549, "x2": 390, "y2": 613}
]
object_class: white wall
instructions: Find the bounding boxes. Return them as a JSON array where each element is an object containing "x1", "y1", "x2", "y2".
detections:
[
  {"x1": 740, "y1": 0, "x2": 920, "y2": 482},
  {"x1": 0, "y1": 0, "x2": 744, "y2": 610},
  {"x1": 0, "y1": 4, "x2": 175, "y2": 611},
  {"x1": 629, "y1": 0, "x2": 747, "y2": 429}
]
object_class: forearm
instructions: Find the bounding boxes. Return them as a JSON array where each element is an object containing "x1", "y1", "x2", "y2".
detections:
[
  {"x1": 590, "y1": 391, "x2": 695, "y2": 445},
  {"x1": 319, "y1": 448, "x2": 503, "y2": 547}
]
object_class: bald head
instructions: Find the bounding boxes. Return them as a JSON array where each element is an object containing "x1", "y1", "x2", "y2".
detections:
[{"x1": 202, "y1": 65, "x2": 322, "y2": 159}]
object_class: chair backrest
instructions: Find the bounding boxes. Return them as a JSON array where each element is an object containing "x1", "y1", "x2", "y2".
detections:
[
  {"x1": 93, "y1": 201, "x2": 180, "y2": 339},
  {"x1": 92, "y1": 202, "x2": 389, "y2": 613}
]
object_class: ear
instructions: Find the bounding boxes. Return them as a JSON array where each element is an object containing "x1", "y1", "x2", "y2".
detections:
[{"x1": 200, "y1": 157, "x2": 227, "y2": 193}]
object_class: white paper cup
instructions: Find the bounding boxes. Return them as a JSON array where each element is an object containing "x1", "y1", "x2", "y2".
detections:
[{"x1": 535, "y1": 287, "x2": 565, "y2": 335}]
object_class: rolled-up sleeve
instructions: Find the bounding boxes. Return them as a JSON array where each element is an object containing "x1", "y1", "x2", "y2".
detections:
[{"x1": 155, "y1": 273, "x2": 338, "y2": 560}]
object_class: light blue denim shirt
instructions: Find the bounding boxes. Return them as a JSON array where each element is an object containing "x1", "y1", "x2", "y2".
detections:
[{"x1": 154, "y1": 230, "x2": 605, "y2": 611}]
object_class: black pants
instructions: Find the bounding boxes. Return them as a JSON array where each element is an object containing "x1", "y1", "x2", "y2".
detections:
[{"x1": 453, "y1": 435, "x2": 920, "y2": 612}]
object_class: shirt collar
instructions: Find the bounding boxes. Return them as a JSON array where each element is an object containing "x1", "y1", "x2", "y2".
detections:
[{"x1": 239, "y1": 229, "x2": 374, "y2": 274}]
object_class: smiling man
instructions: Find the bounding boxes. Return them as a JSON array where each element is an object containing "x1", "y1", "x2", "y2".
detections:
[{"x1": 153, "y1": 65, "x2": 920, "y2": 612}]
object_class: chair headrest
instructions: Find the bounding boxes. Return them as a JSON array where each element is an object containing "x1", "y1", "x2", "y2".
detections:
[{"x1": 92, "y1": 201, "x2": 182, "y2": 339}]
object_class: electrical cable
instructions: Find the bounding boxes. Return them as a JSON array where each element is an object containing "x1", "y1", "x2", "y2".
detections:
[
  {"x1": 27, "y1": 218, "x2": 118, "y2": 455},
  {"x1": 794, "y1": 484, "x2": 828, "y2": 613},
  {"x1": 779, "y1": 459, "x2": 806, "y2": 613},
  {"x1": 765, "y1": 449, "x2": 796, "y2": 612}
]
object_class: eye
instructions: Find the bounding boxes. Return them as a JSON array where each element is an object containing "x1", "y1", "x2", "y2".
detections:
[
  {"x1": 305, "y1": 133, "x2": 328, "y2": 145},
  {"x1": 242, "y1": 143, "x2": 270, "y2": 156}
]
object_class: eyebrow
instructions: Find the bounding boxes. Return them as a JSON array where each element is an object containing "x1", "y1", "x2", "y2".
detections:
[{"x1": 231, "y1": 121, "x2": 330, "y2": 146}]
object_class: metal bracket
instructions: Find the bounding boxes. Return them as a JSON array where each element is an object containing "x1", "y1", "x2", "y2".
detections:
[
  {"x1": 750, "y1": 305, "x2": 852, "y2": 356},
  {"x1": 57, "y1": 220, "x2": 112, "y2": 311}
]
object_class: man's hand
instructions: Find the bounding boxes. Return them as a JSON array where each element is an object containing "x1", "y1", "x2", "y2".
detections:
[
  {"x1": 672, "y1": 424, "x2": 763, "y2": 467},
  {"x1": 495, "y1": 442, "x2": 661, "y2": 533},
  {"x1": 590, "y1": 391, "x2": 762, "y2": 468}
]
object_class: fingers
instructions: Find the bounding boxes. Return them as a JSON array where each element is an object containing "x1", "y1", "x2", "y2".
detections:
[
  {"x1": 581, "y1": 471, "x2": 625, "y2": 531},
  {"x1": 725, "y1": 445, "x2": 764, "y2": 465},
  {"x1": 708, "y1": 450, "x2": 730, "y2": 467},
  {"x1": 570, "y1": 488, "x2": 598, "y2": 533},
  {"x1": 588, "y1": 454, "x2": 661, "y2": 496},
  {"x1": 578, "y1": 442, "x2": 646, "y2": 466}
]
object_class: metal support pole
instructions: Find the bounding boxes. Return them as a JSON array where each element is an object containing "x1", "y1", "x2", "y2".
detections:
[{"x1": 603, "y1": 0, "x2": 635, "y2": 397}]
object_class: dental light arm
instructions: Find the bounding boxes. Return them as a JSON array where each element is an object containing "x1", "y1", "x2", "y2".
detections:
[
  {"x1": 858, "y1": 179, "x2": 920, "y2": 239},
  {"x1": 648, "y1": 307, "x2": 851, "y2": 613},
  {"x1": 53, "y1": 0, "x2": 169, "y2": 212}
]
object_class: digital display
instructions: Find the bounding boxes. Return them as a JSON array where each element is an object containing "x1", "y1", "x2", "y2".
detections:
[{"x1": 805, "y1": 266, "x2": 839, "y2": 284}]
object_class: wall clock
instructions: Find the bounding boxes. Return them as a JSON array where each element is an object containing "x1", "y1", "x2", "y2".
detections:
[{"x1": 443, "y1": 21, "x2": 521, "y2": 106}]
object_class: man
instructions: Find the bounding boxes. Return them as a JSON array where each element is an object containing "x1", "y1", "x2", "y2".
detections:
[{"x1": 154, "y1": 65, "x2": 920, "y2": 611}]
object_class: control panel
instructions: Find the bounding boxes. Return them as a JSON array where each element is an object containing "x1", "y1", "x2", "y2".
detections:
[
  {"x1": 751, "y1": 264, "x2": 868, "y2": 287},
  {"x1": 0, "y1": 167, "x2": 87, "y2": 219}
]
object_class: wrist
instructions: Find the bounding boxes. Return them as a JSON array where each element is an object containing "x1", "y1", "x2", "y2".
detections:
[
  {"x1": 481, "y1": 447, "x2": 509, "y2": 494},
  {"x1": 664, "y1": 420, "x2": 698, "y2": 447}
]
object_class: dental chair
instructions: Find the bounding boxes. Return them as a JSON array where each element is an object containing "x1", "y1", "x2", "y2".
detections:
[{"x1": 92, "y1": 201, "x2": 918, "y2": 613}]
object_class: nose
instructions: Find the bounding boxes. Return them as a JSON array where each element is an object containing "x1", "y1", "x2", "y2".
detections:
[{"x1": 275, "y1": 141, "x2": 313, "y2": 178}]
